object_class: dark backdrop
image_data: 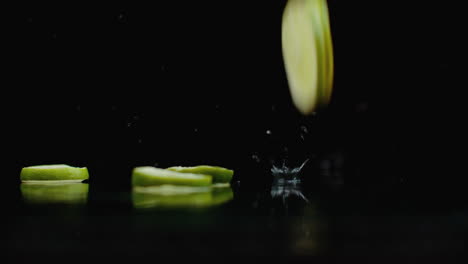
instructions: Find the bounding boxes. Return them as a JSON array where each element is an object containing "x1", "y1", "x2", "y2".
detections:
[{"x1": 5, "y1": 1, "x2": 465, "y2": 195}]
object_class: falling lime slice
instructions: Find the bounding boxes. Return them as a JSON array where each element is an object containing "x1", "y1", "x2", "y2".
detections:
[
  {"x1": 282, "y1": 0, "x2": 334, "y2": 114},
  {"x1": 167, "y1": 165, "x2": 233, "y2": 183},
  {"x1": 132, "y1": 166, "x2": 212, "y2": 187},
  {"x1": 21, "y1": 183, "x2": 89, "y2": 204},
  {"x1": 20, "y1": 164, "x2": 89, "y2": 182}
]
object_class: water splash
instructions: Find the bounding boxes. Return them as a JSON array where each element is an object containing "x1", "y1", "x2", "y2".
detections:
[
  {"x1": 270, "y1": 159, "x2": 310, "y2": 204},
  {"x1": 271, "y1": 159, "x2": 309, "y2": 183},
  {"x1": 300, "y1": 125, "x2": 309, "y2": 141},
  {"x1": 251, "y1": 154, "x2": 261, "y2": 163}
]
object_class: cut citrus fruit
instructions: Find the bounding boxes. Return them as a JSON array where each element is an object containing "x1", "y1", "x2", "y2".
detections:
[
  {"x1": 167, "y1": 165, "x2": 233, "y2": 183},
  {"x1": 282, "y1": 0, "x2": 334, "y2": 114},
  {"x1": 132, "y1": 166, "x2": 212, "y2": 187},
  {"x1": 20, "y1": 164, "x2": 89, "y2": 182}
]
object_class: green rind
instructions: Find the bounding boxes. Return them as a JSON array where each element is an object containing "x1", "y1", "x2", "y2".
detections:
[
  {"x1": 132, "y1": 166, "x2": 212, "y2": 187},
  {"x1": 20, "y1": 164, "x2": 89, "y2": 181},
  {"x1": 167, "y1": 165, "x2": 233, "y2": 183},
  {"x1": 318, "y1": 0, "x2": 334, "y2": 105},
  {"x1": 307, "y1": 0, "x2": 327, "y2": 108}
]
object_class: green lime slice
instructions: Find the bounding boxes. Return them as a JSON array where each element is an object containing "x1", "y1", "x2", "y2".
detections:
[
  {"x1": 282, "y1": 0, "x2": 334, "y2": 114},
  {"x1": 132, "y1": 166, "x2": 212, "y2": 187},
  {"x1": 21, "y1": 183, "x2": 89, "y2": 204},
  {"x1": 167, "y1": 165, "x2": 233, "y2": 183},
  {"x1": 20, "y1": 164, "x2": 89, "y2": 182}
]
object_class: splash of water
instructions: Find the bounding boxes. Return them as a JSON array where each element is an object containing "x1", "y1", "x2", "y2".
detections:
[
  {"x1": 270, "y1": 159, "x2": 310, "y2": 204},
  {"x1": 271, "y1": 159, "x2": 309, "y2": 184}
]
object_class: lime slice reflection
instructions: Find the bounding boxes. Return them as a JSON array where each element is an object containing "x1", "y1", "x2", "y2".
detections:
[
  {"x1": 132, "y1": 185, "x2": 233, "y2": 210},
  {"x1": 21, "y1": 182, "x2": 89, "y2": 205}
]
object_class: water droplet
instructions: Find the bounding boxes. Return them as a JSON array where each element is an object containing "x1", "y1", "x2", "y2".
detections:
[
  {"x1": 251, "y1": 154, "x2": 260, "y2": 163},
  {"x1": 266, "y1": 130, "x2": 272, "y2": 135},
  {"x1": 300, "y1": 125, "x2": 309, "y2": 141},
  {"x1": 117, "y1": 13, "x2": 125, "y2": 21}
]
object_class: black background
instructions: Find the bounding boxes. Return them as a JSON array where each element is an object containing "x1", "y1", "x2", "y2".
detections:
[
  {"x1": 5, "y1": 1, "x2": 465, "y2": 197},
  {"x1": 3, "y1": 1, "x2": 468, "y2": 261}
]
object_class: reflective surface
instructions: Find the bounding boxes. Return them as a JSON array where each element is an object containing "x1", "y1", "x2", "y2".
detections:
[
  {"x1": 5, "y1": 163, "x2": 468, "y2": 261},
  {"x1": 132, "y1": 185, "x2": 233, "y2": 209}
]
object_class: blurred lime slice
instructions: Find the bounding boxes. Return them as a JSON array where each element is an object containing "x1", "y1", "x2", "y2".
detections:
[
  {"x1": 20, "y1": 164, "x2": 89, "y2": 182},
  {"x1": 282, "y1": 0, "x2": 334, "y2": 114}
]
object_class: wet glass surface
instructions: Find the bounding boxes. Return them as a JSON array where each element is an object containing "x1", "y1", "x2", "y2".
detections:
[{"x1": 4, "y1": 156, "x2": 468, "y2": 261}]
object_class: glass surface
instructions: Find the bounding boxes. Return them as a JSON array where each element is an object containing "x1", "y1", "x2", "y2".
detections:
[{"x1": 5, "y1": 160, "x2": 468, "y2": 261}]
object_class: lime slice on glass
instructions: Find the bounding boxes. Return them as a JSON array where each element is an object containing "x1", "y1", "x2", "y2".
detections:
[
  {"x1": 167, "y1": 165, "x2": 233, "y2": 183},
  {"x1": 282, "y1": 0, "x2": 334, "y2": 114},
  {"x1": 20, "y1": 164, "x2": 89, "y2": 182},
  {"x1": 132, "y1": 166, "x2": 212, "y2": 187}
]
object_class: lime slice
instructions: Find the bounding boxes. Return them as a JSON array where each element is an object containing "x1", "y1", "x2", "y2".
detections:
[
  {"x1": 167, "y1": 165, "x2": 233, "y2": 183},
  {"x1": 20, "y1": 164, "x2": 89, "y2": 182},
  {"x1": 282, "y1": 0, "x2": 334, "y2": 114},
  {"x1": 132, "y1": 166, "x2": 212, "y2": 187},
  {"x1": 21, "y1": 183, "x2": 89, "y2": 204}
]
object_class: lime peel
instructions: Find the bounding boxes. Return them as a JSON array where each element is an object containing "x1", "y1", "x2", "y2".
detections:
[{"x1": 20, "y1": 164, "x2": 89, "y2": 182}]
